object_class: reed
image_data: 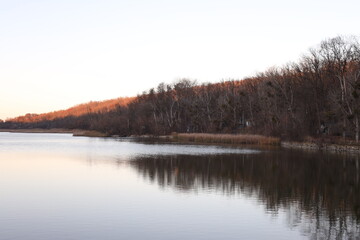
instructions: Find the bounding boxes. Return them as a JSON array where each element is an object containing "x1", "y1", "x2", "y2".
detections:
[
  {"x1": 72, "y1": 130, "x2": 108, "y2": 137},
  {"x1": 173, "y1": 133, "x2": 280, "y2": 146}
]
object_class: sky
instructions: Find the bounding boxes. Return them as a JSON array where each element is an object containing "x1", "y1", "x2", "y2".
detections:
[{"x1": 1, "y1": 0, "x2": 359, "y2": 120}]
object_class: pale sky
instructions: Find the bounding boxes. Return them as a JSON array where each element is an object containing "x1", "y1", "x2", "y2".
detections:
[{"x1": 0, "y1": 0, "x2": 359, "y2": 120}]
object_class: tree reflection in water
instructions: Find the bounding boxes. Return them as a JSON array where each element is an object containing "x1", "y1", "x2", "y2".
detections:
[{"x1": 129, "y1": 150, "x2": 360, "y2": 239}]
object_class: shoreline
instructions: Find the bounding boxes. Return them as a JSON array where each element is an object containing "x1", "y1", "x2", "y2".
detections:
[
  {"x1": 2, "y1": 129, "x2": 360, "y2": 154},
  {"x1": 0, "y1": 128, "x2": 74, "y2": 133},
  {"x1": 171, "y1": 133, "x2": 280, "y2": 146},
  {"x1": 281, "y1": 141, "x2": 360, "y2": 154},
  {"x1": 0, "y1": 129, "x2": 107, "y2": 137}
]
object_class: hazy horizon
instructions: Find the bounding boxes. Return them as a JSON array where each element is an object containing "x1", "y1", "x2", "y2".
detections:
[{"x1": 1, "y1": 0, "x2": 360, "y2": 120}]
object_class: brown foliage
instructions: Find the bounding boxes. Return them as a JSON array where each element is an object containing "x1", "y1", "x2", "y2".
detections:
[{"x1": 8, "y1": 97, "x2": 134, "y2": 123}]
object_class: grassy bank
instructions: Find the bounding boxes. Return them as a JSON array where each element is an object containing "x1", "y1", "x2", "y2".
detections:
[
  {"x1": 72, "y1": 130, "x2": 108, "y2": 137},
  {"x1": 172, "y1": 133, "x2": 280, "y2": 146}
]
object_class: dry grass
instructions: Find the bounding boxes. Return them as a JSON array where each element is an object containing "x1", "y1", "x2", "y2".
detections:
[
  {"x1": 72, "y1": 130, "x2": 108, "y2": 137},
  {"x1": 173, "y1": 133, "x2": 280, "y2": 146}
]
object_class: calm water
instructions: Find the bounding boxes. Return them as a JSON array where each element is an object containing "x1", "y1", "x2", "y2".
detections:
[{"x1": 0, "y1": 133, "x2": 359, "y2": 240}]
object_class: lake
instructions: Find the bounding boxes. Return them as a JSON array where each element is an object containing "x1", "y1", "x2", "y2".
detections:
[{"x1": 0, "y1": 132, "x2": 359, "y2": 240}]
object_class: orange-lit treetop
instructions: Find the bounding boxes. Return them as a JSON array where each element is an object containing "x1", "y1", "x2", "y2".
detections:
[{"x1": 9, "y1": 97, "x2": 134, "y2": 123}]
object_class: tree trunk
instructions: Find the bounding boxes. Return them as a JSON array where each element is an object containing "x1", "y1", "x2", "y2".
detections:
[
  {"x1": 343, "y1": 118, "x2": 346, "y2": 140},
  {"x1": 355, "y1": 115, "x2": 359, "y2": 143}
]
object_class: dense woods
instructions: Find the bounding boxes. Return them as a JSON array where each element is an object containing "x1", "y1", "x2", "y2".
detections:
[{"x1": 2, "y1": 36, "x2": 360, "y2": 141}]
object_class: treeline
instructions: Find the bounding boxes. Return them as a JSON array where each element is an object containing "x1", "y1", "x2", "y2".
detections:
[
  {"x1": 2, "y1": 36, "x2": 360, "y2": 141},
  {"x1": 7, "y1": 97, "x2": 133, "y2": 123}
]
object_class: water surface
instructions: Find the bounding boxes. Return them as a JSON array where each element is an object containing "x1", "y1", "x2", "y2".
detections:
[{"x1": 0, "y1": 132, "x2": 359, "y2": 239}]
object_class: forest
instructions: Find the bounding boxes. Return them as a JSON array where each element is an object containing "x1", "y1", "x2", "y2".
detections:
[{"x1": 1, "y1": 36, "x2": 360, "y2": 142}]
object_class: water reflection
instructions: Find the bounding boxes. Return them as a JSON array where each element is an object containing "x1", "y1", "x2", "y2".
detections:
[
  {"x1": 1, "y1": 133, "x2": 359, "y2": 239},
  {"x1": 130, "y1": 151, "x2": 360, "y2": 239}
]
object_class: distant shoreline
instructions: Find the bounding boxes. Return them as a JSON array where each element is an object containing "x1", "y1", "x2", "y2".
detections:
[
  {"x1": 0, "y1": 128, "x2": 107, "y2": 137},
  {"x1": 0, "y1": 128, "x2": 73, "y2": 133}
]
